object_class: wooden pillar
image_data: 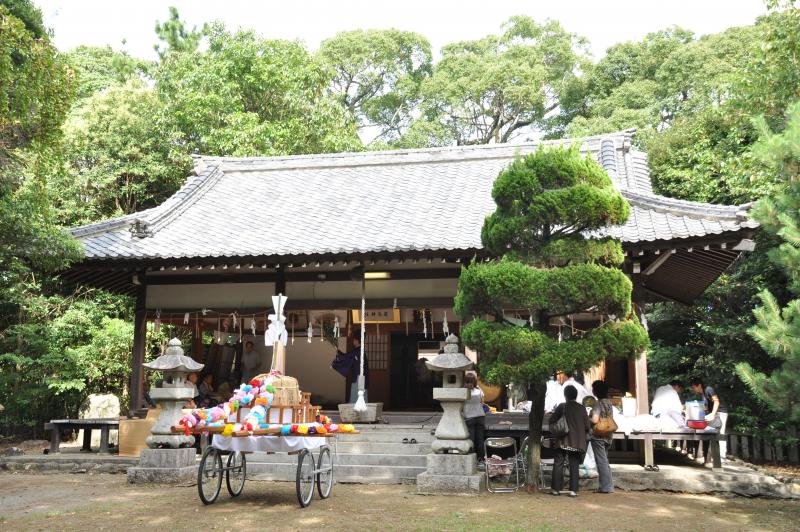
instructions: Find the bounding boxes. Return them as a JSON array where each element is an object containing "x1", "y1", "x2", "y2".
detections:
[
  {"x1": 129, "y1": 282, "x2": 147, "y2": 415},
  {"x1": 634, "y1": 350, "x2": 649, "y2": 415}
]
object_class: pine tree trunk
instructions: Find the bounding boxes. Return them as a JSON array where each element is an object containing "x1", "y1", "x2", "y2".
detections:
[{"x1": 525, "y1": 378, "x2": 546, "y2": 492}]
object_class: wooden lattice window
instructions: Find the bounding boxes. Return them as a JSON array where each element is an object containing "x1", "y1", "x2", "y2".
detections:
[{"x1": 365, "y1": 334, "x2": 389, "y2": 370}]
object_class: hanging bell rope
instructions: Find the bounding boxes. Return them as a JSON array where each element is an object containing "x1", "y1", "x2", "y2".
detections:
[{"x1": 354, "y1": 273, "x2": 368, "y2": 412}]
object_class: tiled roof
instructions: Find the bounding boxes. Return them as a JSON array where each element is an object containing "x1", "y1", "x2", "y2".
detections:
[{"x1": 70, "y1": 130, "x2": 758, "y2": 262}]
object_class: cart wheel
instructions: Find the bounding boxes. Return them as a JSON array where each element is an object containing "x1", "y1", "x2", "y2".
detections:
[
  {"x1": 198, "y1": 447, "x2": 223, "y2": 505},
  {"x1": 316, "y1": 446, "x2": 333, "y2": 499},
  {"x1": 226, "y1": 451, "x2": 246, "y2": 497},
  {"x1": 296, "y1": 449, "x2": 315, "y2": 508}
]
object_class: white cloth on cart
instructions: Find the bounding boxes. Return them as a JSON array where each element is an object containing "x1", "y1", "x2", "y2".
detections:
[{"x1": 213, "y1": 435, "x2": 326, "y2": 453}]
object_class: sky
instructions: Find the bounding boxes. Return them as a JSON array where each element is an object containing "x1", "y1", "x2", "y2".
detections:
[{"x1": 37, "y1": 0, "x2": 769, "y2": 61}]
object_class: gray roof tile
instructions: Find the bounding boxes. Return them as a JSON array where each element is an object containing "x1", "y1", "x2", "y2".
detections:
[{"x1": 70, "y1": 131, "x2": 758, "y2": 261}]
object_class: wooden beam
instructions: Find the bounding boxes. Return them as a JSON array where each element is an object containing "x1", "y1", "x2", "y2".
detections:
[{"x1": 129, "y1": 282, "x2": 147, "y2": 415}]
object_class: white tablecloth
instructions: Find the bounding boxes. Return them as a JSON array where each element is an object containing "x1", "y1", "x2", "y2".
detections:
[{"x1": 212, "y1": 434, "x2": 327, "y2": 453}]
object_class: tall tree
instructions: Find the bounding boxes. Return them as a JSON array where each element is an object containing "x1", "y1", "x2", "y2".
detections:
[
  {"x1": 64, "y1": 45, "x2": 150, "y2": 102},
  {"x1": 738, "y1": 102, "x2": 800, "y2": 422},
  {"x1": 455, "y1": 147, "x2": 648, "y2": 490},
  {"x1": 153, "y1": 6, "x2": 207, "y2": 59},
  {"x1": 406, "y1": 16, "x2": 588, "y2": 146},
  {"x1": 55, "y1": 81, "x2": 191, "y2": 225},
  {"x1": 155, "y1": 23, "x2": 361, "y2": 156},
  {"x1": 318, "y1": 29, "x2": 432, "y2": 145}
]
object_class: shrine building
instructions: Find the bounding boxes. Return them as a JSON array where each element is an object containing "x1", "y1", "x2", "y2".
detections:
[{"x1": 63, "y1": 130, "x2": 758, "y2": 414}]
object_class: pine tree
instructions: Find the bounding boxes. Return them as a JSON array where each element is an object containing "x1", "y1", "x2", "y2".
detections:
[
  {"x1": 455, "y1": 145, "x2": 649, "y2": 492},
  {"x1": 739, "y1": 102, "x2": 800, "y2": 422}
]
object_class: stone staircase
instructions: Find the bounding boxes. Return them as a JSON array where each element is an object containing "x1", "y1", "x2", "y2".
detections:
[{"x1": 247, "y1": 421, "x2": 437, "y2": 484}]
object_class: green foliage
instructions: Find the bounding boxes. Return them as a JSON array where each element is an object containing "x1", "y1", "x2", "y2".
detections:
[
  {"x1": 55, "y1": 81, "x2": 191, "y2": 224},
  {"x1": 0, "y1": 289, "x2": 133, "y2": 434},
  {"x1": 407, "y1": 16, "x2": 589, "y2": 146},
  {"x1": 153, "y1": 6, "x2": 207, "y2": 59},
  {"x1": 0, "y1": 0, "x2": 45, "y2": 38},
  {"x1": 155, "y1": 23, "x2": 362, "y2": 156},
  {"x1": 318, "y1": 29, "x2": 432, "y2": 144},
  {"x1": 457, "y1": 146, "x2": 647, "y2": 387},
  {"x1": 454, "y1": 260, "x2": 633, "y2": 320},
  {"x1": 482, "y1": 147, "x2": 629, "y2": 260},
  {"x1": 0, "y1": 5, "x2": 74, "y2": 168},
  {"x1": 740, "y1": 102, "x2": 800, "y2": 422},
  {"x1": 462, "y1": 317, "x2": 647, "y2": 387},
  {"x1": 64, "y1": 45, "x2": 151, "y2": 102}
]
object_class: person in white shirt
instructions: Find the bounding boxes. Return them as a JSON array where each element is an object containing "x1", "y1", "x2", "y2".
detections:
[
  {"x1": 560, "y1": 373, "x2": 590, "y2": 404},
  {"x1": 651, "y1": 380, "x2": 684, "y2": 425},
  {"x1": 464, "y1": 372, "x2": 486, "y2": 459}
]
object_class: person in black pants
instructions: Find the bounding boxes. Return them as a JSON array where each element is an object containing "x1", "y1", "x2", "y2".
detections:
[{"x1": 550, "y1": 385, "x2": 591, "y2": 497}]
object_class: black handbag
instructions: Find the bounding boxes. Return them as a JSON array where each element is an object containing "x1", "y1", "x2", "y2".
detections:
[{"x1": 549, "y1": 413, "x2": 570, "y2": 438}]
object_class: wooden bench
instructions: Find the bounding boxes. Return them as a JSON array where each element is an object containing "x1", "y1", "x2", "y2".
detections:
[{"x1": 44, "y1": 418, "x2": 120, "y2": 454}]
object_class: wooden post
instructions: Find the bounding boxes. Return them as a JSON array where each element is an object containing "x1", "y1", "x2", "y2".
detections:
[
  {"x1": 729, "y1": 434, "x2": 739, "y2": 459},
  {"x1": 129, "y1": 282, "x2": 147, "y2": 415},
  {"x1": 741, "y1": 435, "x2": 750, "y2": 461},
  {"x1": 633, "y1": 350, "x2": 649, "y2": 415}
]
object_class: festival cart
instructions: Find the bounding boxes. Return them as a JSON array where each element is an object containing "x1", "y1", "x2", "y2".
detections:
[
  {"x1": 175, "y1": 372, "x2": 357, "y2": 508},
  {"x1": 174, "y1": 294, "x2": 364, "y2": 507},
  {"x1": 175, "y1": 420, "x2": 350, "y2": 507}
]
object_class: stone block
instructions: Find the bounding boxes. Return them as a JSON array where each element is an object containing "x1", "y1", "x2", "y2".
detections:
[
  {"x1": 127, "y1": 465, "x2": 196, "y2": 484},
  {"x1": 139, "y1": 448, "x2": 196, "y2": 468},
  {"x1": 426, "y1": 453, "x2": 477, "y2": 476},
  {"x1": 416, "y1": 471, "x2": 484, "y2": 495},
  {"x1": 78, "y1": 393, "x2": 120, "y2": 447}
]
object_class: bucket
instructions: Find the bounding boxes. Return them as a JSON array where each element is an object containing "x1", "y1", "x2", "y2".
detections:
[
  {"x1": 686, "y1": 400, "x2": 704, "y2": 421},
  {"x1": 621, "y1": 396, "x2": 637, "y2": 417}
]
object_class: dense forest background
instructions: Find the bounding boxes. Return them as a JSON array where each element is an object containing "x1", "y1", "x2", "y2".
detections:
[{"x1": 1, "y1": 0, "x2": 799, "y2": 436}]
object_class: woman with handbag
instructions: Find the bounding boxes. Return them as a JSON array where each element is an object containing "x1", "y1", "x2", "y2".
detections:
[
  {"x1": 590, "y1": 380, "x2": 617, "y2": 493},
  {"x1": 549, "y1": 384, "x2": 591, "y2": 497}
]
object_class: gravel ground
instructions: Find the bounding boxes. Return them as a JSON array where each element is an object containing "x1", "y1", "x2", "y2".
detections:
[{"x1": 1, "y1": 473, "x2": 799, "y2": 531}]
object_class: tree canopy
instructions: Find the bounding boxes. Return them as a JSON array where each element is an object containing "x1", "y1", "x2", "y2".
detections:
[
  {"x1": 406, "y1": 16, "x2": 589, "y2": 146},
  {"x1": 318, "y1": 29, "x2": 432, "y2": 145}
]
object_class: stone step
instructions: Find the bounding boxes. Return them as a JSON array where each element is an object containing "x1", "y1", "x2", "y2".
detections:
[
  {"x1": 341, "y1": 431, "x2": 433, "y2": 443},
  {"x1": 248, "y1": 462, "x2": 424, "y2": 484},
  {"x1": 248, "y1": 452, "x2": 427, "y2": 467},
  {"x1": 335, "y1": 441, "x2": 430, "y2": 455},
  {"x1": 350, "y1": 423, "x2": 436, "y2": 431}
]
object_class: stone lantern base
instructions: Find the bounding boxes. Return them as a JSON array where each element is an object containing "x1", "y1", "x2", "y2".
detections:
[
  {"x1": 127, "y1": 448, "x2": 197, "y2": 484},
  {"x1": 416, "y1": 453, "x2": 484, "y2": 495}
]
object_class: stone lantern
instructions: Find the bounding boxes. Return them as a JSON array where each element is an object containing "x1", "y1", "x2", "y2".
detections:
[
  {"x1": 417, "y1": 334, "x2": 484, "y2": 494},
  {"x1": 143, "y1": 338, "x2": 204, "y2": 449},
  {"x1": 128, "y1": 338, "x2": 203, "y2": 484}
]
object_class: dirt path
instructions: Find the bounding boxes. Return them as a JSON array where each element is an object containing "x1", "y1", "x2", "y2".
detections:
[{"x1": 1, "y1": 473, "x2": 798, "y2": 531}]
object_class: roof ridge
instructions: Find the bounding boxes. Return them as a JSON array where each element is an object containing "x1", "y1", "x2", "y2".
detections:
[
  {"x1": 622, "y1": 190, "x2": 754, "y2": 222},
  {"x1": 196, "y1": 130, "x2": 637, "y2": 168}
]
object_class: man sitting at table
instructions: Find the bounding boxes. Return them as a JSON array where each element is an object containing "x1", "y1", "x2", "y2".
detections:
[{"x1": 651, "y1": 380, "x2": 685, "y2": 428}]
